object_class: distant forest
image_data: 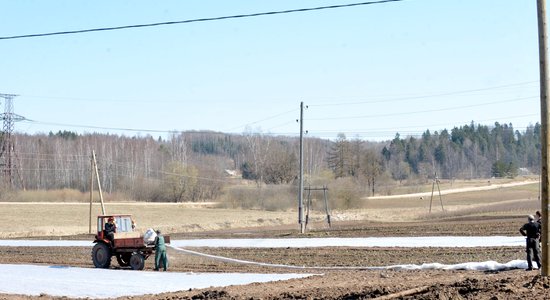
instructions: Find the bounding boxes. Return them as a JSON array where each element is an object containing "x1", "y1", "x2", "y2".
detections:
[{"x1": 6, "y1": 121, "x2": 540, "y2": 201}]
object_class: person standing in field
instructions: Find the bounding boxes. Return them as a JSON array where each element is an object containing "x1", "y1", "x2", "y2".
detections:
[
  {"x1": 154, "y1": 229, "x2": 168, "y2": 271},
  {"x1": 519, "y1": 215, "x2": 542, "y2": 271}
]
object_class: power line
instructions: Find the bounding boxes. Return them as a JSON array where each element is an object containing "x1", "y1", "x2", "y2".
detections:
[
  {"x1": 0, "y1": 0, "x2": 404, "y2": 41},
  {"x1": 226, "y1": 108, "x2": 298, "y2": 132},
  {"x1": 309, "y1": 113, "x2": 540, "y2": 134},
  {"x1": 23, "y1": 119, "x2": 170, "y2": 134},
  {"x1": 16, "y1": 79, "x2": 537, "y2": 132},
  {"x1": 308, "y1": 81, "x2": 538, "y2": 107},
  {"x1": 17, "y1": 153, "x2": 90, "y2": 158},
  {"x1": 17, "y1": 115, "x2": 542, "y2": 140},
  {"x1": 18, "y1": 80, "x2": 537, "y2": 133},
  {"x1": 23, "y1": 107, "x2": 300, "y2": 135},
  {"x1": 20, "y1": 80, "x2": 537, "y2": 104},
  {"x1": 271, "y1": 113, "x2": 541, "y2": 138},
  {"x1": 267, "y1": 120, "x2": 299, "y2": 131},
  {"x1": 307, "y1": 96, "x2": 538, "y2": 121},
  {"x1": 22, "y1": 95, "x2": 537, "y2": 134},
  {"x1": 22, "y1": 102, "x2": 539, "y2": 138},
  {"x1": 154, "y1": 170, "x2": 230, "y2": 184},
  {"x1": 19, "y1": 94, "x2": 539, "y2": 138}
]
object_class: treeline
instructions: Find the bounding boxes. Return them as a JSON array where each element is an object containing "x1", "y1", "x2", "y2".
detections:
[
  {"x1": 382, "y1": 122, "x2": 540, "y2": 180},
  {"x1": 10, "y1": 130, "x2": 330, "y2": 201},
  {"x1": 6, "y1": 121, "x2": 540, "y2": 201}
]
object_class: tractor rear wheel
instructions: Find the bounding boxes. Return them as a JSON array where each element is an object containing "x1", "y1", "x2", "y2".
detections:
[
  {"x1": 130, "y1": 253, "x2": 145, "y2": 270},
  {"x1": 116, "y1": 253, "x2": 132, "y2": 267},
  {"x1": 92, "y1": 243, "x2": 111, "y2": 268}
]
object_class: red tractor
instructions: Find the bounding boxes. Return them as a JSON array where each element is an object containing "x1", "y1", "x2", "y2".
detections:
[{"x1": 92, "y1": 214, "x2": 169, "y2": 270}]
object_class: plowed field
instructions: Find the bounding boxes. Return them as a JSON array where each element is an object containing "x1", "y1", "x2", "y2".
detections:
[{"x1": 0, "y1": 216, "x2": 549, "y2": 299}]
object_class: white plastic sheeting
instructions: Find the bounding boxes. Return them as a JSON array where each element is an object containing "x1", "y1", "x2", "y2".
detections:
[
  {"x1": 0, "y1": 236, "x2": 530, "y2": 298},
  {"x1": 0, "y1": 264, "x2": 314, "y2": 299},
  {"x1": 170, "y1": 236, "x2": 525, "y2": 248}
]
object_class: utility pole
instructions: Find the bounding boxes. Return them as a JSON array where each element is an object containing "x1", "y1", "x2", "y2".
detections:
[
  {"x1": 92, "y1": 151, "x2": 106, "y2": 215},
  {"x1": 298, "y1": 102, "x2": 305, "y2": 233},
  {"x1": 537, "y1": 0, "x2": 549, "y2": 276}
]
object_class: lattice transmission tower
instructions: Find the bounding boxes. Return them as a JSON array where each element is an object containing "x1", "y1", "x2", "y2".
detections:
[{"x1": 0, "y1": 94, "x2": 25, "y2": 189}]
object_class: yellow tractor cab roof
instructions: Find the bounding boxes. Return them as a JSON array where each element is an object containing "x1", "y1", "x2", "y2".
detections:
[
  {"x1": 97, "y1": 215, "x2": 136, "y2": 233},
  {"x1": 98, "y1": 214, "x2": 133, "y2": 218}
]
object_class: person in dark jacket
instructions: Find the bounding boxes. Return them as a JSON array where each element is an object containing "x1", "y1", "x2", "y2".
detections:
[
  {"x1": 154, "y1": 229, "x2": 168, "y2": 271},
  {"x1": 519, "y1": 215, "x2": 541, "y2": 271},
  {"x1": 104, "y1": 217, "x2": 116, "y2": 246}
]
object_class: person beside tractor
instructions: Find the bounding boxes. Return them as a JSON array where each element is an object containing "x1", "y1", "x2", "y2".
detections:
[
  {"x1": 519, "y1": 215, "x2": 542, "y2": 271},
  {"x1": 154, "y1": 229, "x2": 168, "y2": 271}
]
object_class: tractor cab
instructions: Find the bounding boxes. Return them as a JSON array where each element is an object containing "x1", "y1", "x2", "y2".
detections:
[{"x1": 95, "y1": 214, "x2": 136, "y2": 241}]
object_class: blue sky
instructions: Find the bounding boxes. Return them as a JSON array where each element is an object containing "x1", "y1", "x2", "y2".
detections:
[{"x1": 0, "y1": 0, "x2": 542, "y2": 141}]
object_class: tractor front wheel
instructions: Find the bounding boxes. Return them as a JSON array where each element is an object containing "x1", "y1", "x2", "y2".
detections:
[
  {"x1": 130, "y1": 253, "x2": 145, "y2": 270},
  {"x1": 92, "y1": 243, "x2": 112, "y2": 268}
]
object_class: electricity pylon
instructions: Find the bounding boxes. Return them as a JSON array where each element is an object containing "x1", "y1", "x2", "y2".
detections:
[{"x1": 0, "y1": 94, "x2": 25, "y2": 189}]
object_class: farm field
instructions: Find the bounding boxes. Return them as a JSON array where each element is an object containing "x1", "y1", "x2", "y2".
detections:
[{"x1": 0, "y1": 180, "x2": 548, "y2": 299}]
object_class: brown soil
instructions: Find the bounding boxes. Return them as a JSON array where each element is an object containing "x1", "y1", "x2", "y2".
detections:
[{"x1": 1, "y1": 216, "x2": 548, "y2": 300}]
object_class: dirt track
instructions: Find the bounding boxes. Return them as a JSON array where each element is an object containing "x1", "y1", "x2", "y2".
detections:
[{"x1": 1, "y1": 216, "x2": 549, "y2": 299}]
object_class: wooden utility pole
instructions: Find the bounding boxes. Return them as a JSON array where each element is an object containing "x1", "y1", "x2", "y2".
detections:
[
  {"x1": 298, "y1": 102, "x2": 305, "y2": 233},
  {"x1": 89, "y1": 150, "x2": 106, "y2": 233},
  {"x1": 537, "y1": 0, "x2": 549, "y2": 276},
  {"x1": 92, "y1": 150, "x2": 106, "y2": 215},
  {"x1": 89, "y1": 154, "x2": 94, "y2": 233}
]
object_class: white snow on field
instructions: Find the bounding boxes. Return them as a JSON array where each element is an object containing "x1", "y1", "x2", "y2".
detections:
[{"x1": 0, "y1": 236, "x2": 532, "y2": 298}]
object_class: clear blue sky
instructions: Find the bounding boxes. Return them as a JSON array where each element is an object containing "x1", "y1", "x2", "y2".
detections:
[{"x1": 0, "y1": 0, "x2": 542, "y2": 141}]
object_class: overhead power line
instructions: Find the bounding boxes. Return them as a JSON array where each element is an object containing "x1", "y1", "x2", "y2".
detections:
[
  {"x1": 21, "y1": 80, "x2": 538, "y2": 104},
  {"x1": 23, "y1": 107, "x2": 300, "y2": 135},
  {"x1": 308, "y1": 113, "x2": 540, "y2": 134},
  {"x1": 0, "y1": 0, "x2": 404, "y2": 40},
  {"x1": 22, "y1": 96, "x2": 538, "y2": 136},
  {"x1": 308, "y1": 96, "x2": 538, "y2": 121},
  {"x1": 23, "y1": 119, "x2": 171, "y2": 134},
  {"x1": 309, "y1": 81, "x2": 539, "y2": 107},
  {"x1": 226, "y1": 108, "x2": 298, "y2": 132}
]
